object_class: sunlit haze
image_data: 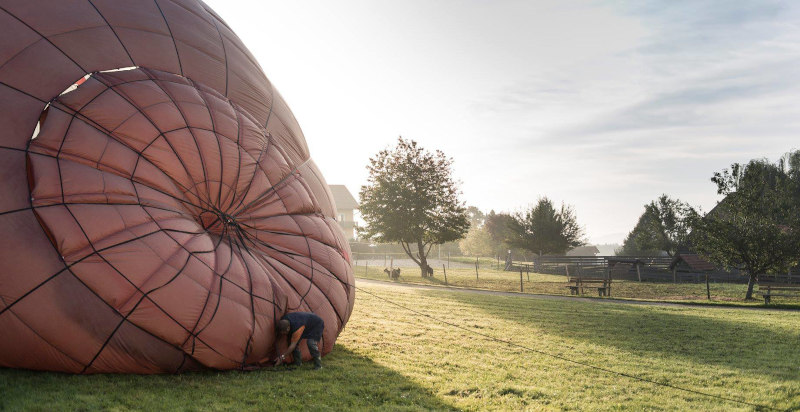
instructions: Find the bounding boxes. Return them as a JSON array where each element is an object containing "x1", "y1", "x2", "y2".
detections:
[{"x1": 205, "y1": 0, "x2": 799, "y2": 244}]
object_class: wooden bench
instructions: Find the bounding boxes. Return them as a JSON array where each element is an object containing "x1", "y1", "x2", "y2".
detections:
[
  {"x1": 759, "y1": 281, "x2": 800, "y2": 304},
  {"x1": 566, "y1": 277, "x2": 612, "y2": 297}
]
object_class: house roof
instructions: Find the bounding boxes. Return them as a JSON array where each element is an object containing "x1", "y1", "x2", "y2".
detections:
[
  {"x1": 329, "y1": 185, "x2": 359, "y2": 210},
  {"x1": 669, "y1": 254, "x2": 715, "y2": 271},
  {"x1": 705, "y1": 195, "x2": 732, "y2": 219}
]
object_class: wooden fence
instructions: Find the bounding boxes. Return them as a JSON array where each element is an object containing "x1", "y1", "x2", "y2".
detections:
[{"x1": 509, "y1": 256, "x2": 753, "y2": 284}]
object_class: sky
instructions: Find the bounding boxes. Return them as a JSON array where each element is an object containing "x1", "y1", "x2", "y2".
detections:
[{"x1": 205, "y1": 0, "x2": 800, "y2": 244}]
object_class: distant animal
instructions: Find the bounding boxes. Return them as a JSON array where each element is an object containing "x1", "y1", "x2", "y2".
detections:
[
  {"x1": 425, "y1": 266, "x2": 433, "y2": 277},
  {"x1": 383, "y1": 267, "x2": 401, "y2": 279}
]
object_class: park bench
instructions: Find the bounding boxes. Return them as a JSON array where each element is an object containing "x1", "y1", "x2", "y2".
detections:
[
  {"x1": 758, "y1": 276, "x2": 800, "y2": 304},
  {"x1": 566, "y1": 276, "x2": 612, "y2": 297}
]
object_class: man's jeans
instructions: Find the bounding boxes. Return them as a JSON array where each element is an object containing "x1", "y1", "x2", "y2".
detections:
[{"x1": 292, "y1": 339, "x2": 321, "y2": 367}]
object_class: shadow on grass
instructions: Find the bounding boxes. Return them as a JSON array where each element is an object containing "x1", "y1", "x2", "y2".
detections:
[
  {"x1": 0, "y1": 347, "x2": 456, "y2": 411},
  {"x1": 430, "y1": 290, "x2": 800, "y2": 382}
]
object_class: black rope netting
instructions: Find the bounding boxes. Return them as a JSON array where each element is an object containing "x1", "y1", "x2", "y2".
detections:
[{"x1": 1, "y1": 67, "x2": 352, "y2": 373}]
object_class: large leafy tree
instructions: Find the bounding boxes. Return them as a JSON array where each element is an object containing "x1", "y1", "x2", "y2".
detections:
[
  {"x1": 508, "y1": 197, "x2": 585, "y2": 255},
  {"x1": 692, "y1": 152, "x2": 800, "y2": 299},
  {"x1": 358, "y1": 138, "x2": 469, "y2": 276},
  {"x1": 617, "y1": 195, "x2": 697, "y2": 257}
]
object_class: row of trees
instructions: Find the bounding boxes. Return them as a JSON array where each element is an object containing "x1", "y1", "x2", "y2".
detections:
[
  {"x1": 617, "y1": 151, "x2": 800, "y2": 299},
  {"x1": 459, "y1": 200, "x2": 584, "y2": 259},
  {"x1": 356, "y1": 137, "x2": 800, "y2": 299},
  {"x1": 357, "y1": 138, "x2": 585, "y2": 276}
]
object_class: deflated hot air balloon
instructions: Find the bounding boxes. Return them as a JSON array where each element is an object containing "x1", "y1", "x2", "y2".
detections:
[{"x1": 0, "y1": 0, "x2": 354, "y2": 373}]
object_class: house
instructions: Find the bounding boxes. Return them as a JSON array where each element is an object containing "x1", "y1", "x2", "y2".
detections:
[{"x1": 329, "y1": 185, "x2": 359, "y2": 240}]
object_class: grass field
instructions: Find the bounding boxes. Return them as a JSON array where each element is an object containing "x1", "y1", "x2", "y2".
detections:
[
  {"x1": 354, "y1": 264, "x2": 800, "y2": 307},
  {"x1": 2, "y1": 281, "x2": 799, "y2": 411}
]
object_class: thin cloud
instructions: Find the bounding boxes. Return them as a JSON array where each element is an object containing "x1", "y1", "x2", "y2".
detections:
[{"x1": 207, "y1": 0, "x2": 800, "y2": 244}]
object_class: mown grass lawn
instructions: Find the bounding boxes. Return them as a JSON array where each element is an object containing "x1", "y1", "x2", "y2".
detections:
[
  {"x1": 356, "y1": 264, "x2": 800, "y2": 307},
  {"x1": 2, "y1": 282, "x2": 799, "y2": 411}
]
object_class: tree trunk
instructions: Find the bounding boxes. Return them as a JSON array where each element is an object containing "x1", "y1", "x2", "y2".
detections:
[
  {"x1": 417, "y1": 241, "x2": 429, "y2": 277},
  {"x1": 745, "y1": 273, "x2": 756, "y2": 300}
]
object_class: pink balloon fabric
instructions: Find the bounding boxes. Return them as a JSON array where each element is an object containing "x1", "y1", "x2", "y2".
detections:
[{"x1": 0, "y1": 0, "x2": 354, "y2": 373}]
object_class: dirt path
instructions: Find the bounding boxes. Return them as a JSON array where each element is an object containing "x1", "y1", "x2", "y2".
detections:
[{"x1": 355, "y1": 277, "x2": 799, "y2": 312}]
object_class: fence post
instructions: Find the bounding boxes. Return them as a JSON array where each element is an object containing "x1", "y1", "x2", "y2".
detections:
[
  {"x1": 526, "y1": 264, "x2": 530, "y2": 281},
  {"x1": 672, "y1": 267, "x2": 677, "y2": 283},
  {"x1": 636, "y1": 262, "x2": 642, "y2": 282},
  {"x1": 390, "y1": 257, "x2": 393, "y2": 270},
  {"x1": 443, "y1": 264, "x2": 447, "y2": 286},
  {"x1": 520, "y1": 269, "x2": 523, "y2": 292},
  {"x1": 706, "y1": 271, "x2": 711, "y2": 300},
  {"x1": 475, "y1": 257, "x2": 479, "y2": 281}
]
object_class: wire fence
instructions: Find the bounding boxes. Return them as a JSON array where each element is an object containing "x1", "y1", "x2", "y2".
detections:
[
  {"x1": 352, "y1": 254, "x2": 800, "y2": 304},
  {"x1": 353, "y1": 253, "x2": 747, "y2": 282},
  {"x1": 352, "y1": 252, "x2": 509, "y2": 271}
]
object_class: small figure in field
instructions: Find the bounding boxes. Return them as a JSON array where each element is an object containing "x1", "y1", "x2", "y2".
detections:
[
  {"x1": 274, "y1": 311, "x2": 324, "y2": 369},
  {"x1": 383, "y1": 267, "x2": 400, "y2": 279},
  {"x1": 425, "y1": 265, "x2": 433, "y2": 277}
]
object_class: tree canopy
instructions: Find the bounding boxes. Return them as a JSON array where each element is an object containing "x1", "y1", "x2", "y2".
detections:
[
  {"x1": 466, "y1": 206, "x2": 486, "y2": 229},
  {"x1": 358, "y1": 138, "x2": 469, "y2": 276},
  {"x1": 458, "y1": 225, "x2": 496, "y2": 257},
  {"x1": 484, "y1": 211, "x2": 516, "y2": 250},
  {"x1": 616, "y1": 212, "x2": 663, "y2": 256},
  {"x1": 692, "y1": 151, "x2": 800, "y2": 299},
  {"x1": 617, "y1": 195, "x2": 697, "y2": 257},
  {"x1": 507, "y1": 197, "x2": 585, "y2": 255}
]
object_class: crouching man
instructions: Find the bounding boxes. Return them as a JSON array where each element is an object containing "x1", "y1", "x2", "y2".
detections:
[{"x1": 274, "y1": 312, "x2": 324, "y2": 370}]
